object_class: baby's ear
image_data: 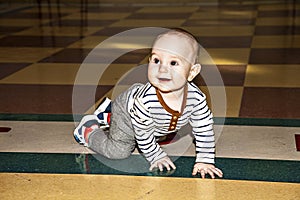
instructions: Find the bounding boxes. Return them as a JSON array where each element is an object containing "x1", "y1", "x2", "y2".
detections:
[{"x1": 188, "y1": 64, "x2": 201, "y2": 81}]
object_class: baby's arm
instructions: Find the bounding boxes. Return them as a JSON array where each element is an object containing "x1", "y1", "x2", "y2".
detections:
[
  {"x1": 131, "y1": 97, "x2": 174, "y2": 171},
  {"x1": 190, "y1": 90, "x2": 222, "y2": 178},
  {"x1": 135, "y1": 127, "x2": 175, "y2": 171}
]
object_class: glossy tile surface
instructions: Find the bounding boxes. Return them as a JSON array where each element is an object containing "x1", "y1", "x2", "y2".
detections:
[
  {"x1": 0, "y1": 1, "x2": 300, "y2": 199},
  {"x1": 0, "y1": 1, "x2": 299, "y2": 119}
]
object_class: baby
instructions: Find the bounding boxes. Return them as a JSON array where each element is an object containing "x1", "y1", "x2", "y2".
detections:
[{"x1": 74, "y1": 28, "x2": 223, "y2": 179}]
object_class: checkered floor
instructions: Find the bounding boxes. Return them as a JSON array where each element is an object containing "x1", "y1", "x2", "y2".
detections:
[
  {"x1": 0, "y1": 1, "x2": 300, "y2": 199},
  {"x1": 0, "y1": 1, "x2": 299, "y2": 120}
]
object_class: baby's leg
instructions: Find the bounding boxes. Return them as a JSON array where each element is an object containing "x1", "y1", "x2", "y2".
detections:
[
  {"x1": 87, "y1": 84, "x2": 142, "y2": 159},
  {"x1": 87, "y1": 102, "x2": 135, "y2": 159}
]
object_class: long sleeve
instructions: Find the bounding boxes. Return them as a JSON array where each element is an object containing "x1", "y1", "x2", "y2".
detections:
[
  {"x1": 130, "y1": 87, "x2": 167, "y2": 164},
  {"x1": 189, "y1": 89, "x2": 215, "y2": 164}
]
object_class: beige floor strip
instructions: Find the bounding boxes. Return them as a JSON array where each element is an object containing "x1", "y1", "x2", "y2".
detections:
[
  {"x1": 0, "y1": 121, "x2": 299, "y2": 161},
  {"x1": 0, "y1": 173, "x2": 299, "y2": 200}
]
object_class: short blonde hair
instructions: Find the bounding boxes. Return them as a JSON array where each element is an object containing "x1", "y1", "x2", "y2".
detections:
[{"x1": 153, "y1": 28, "x2": 200, "y2": 64}]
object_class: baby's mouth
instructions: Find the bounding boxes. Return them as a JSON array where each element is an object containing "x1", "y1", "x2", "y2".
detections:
[{"x1": 158, "y1": 78, "x2": 171, "y2": 82}]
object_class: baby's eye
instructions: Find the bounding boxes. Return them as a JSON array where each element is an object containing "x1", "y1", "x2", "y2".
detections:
[
  {"x1": 170, "y1": 60, "x2": 178, "y2": 66},
  {"x1": 154, "y1": 58, "x2": 160, "y2": 64},
  {"x1": 150, "y1": 57, "x2": 160, "y2": 64}
]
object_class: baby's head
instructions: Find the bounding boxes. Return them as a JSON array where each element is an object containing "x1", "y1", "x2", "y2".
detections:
[
  {"x1": 148, "y1": 28, "x2": 201, "y2": 92},
  {"x1": 153, "y1": 28, "x2": 199, "y2": 65}
]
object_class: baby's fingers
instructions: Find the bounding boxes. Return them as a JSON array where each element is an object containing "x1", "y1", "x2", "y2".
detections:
[
  {"x1": 169, "y1": 162, "x2": 176, "y2": 170},
  {"x1": 192, "y1": 166, "x2": 199, "y2": 176},
  {"x1": 149, "y1": 163, "x2": 157, "y2": 171},
  {"x1": 203, "y1": 167, "x2": 223, "y2": 179},
  {"x1": 200, "y1": 169, "x2": 206, "y2": 178},
  {"x1": 160, "y1": 160, "x2": 173, "y2": 171},
  {"x1": 211, "y1": 167, "x2": 223, "y2": 178},
  {"x1": 158, "y1": 162, "x2": 164, "y2": 171},
  {"x1": 207, "y1": 169, "x2": 215, "y2": 179},
  {"x1": 149, "y1": 157, "x2": 176, "y2": 172},
  {"x1": 166, "y1": 159, "x2": 176, "y2": 170}
]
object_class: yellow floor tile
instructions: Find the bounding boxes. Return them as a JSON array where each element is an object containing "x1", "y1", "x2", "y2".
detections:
[
  {"x1": 189, "y1": 10, "x2": 257, "y2": 19},
  {"x1": 223, "y1": 86, "x2": 244, "y2": 118},
  {"x1": 205, "y1": 48, "x2": 250, "y2": 65},
  {"x1": 0, "y1": 47, "x2": 62, "y2": 63},
  {"x1": 68, "y1": 36, "x2": 108, "y2": 48},
  {"x1": 110, "y1": 19, "x2": 185, "y2": 27},
  {"x1": 137, "y1": 6, "x2": 199, "y2": 13},
  {"x1": 92, "y1": 35, "x2": 156, "y2": 49},
  {"x1": 69, "y1": 34, "x2": 156, "y2": 49},
  {"x1": 252, "y1": 36, "x2": 300, "y2": 48},
  {"x1": 99, "y1": 64, "x2": 138, "y2": 85},
  {"x1": 1, "y1": 173, "x2": 299, "y2": 200},
  {"x1": 245, "y1": 64, "x2": 300, "y2": 88},
  {"x1": 13, "y1": 26, "x2": 103, "y2": 37},
  {"x1": 0, "y1": 63, "x2": 80, "y2": 85},
  {"x1": 199, "y1": 86, "x2": 242, "y2": 118},
  {"x1": 256, "y1": 17, "x2": 300, "y2": 26},
  {"x1": 0, "y1": 63, "x2": 136, "y2": 85},
  {"x1": 182, "y1": 26, "x2": 255, "y2": 36},
  {"x1": 258, "y1": 4, "x2": 300, "y2": 11}
]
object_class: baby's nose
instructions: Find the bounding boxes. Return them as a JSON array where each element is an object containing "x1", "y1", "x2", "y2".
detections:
[{"x1": 158, "y1": 63, "x2": 169, "y2": 72}]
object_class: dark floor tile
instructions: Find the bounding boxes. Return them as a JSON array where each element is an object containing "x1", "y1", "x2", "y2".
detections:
[
  {"x1": 254, "y1": 26, "x2": 300, "y2": 35},
  {"x1": 126, "y1": 13, "x2": 192, "y2": 19},
  {"x1": 296, "y1": 134, "x2": 300, "y2": 151},
  {"x1": 240, "y1": 87, "x2": 300, "y2": 119},
  {"x1": 0, "y1": 127, "x2": 11, "y2": 132},
  {"x1": 193, "y1": 65, "x2": 246, "y2": 86},
  {"x1": 182, "y1": 18, "x2": 255, "y2": 26},
  {"x1": 0, "y1": 26, "x2": 29, "y2": 35},
  {"x1": 249, "y1": 48, "x2": 300, "y2": 64},
  {"x1": 46, "y1": 19, "x2": 117, "y2": 27},
  {"x1": 0, "y1": 36, "x2": 81, "y2": 47},
  {"x1": 40, "y1": 48, "x2": 150, "y2": 64},
  {"x1": 197, "y1": 36, "x2": 252, "y2": 48},
  {"x1": 40, "y1": 48, "x2": 92, "y2": 63},
  {"x1": 2, "y1": 11, "x2": 69, "y2": 19},
  {"x1": 0, "y1": 63, "x2": 31, "y2": 79},
  {"x1": 86, "y1": 6, "x2": 141, "y2": 13},
  {"x1": 92, "y1": 26, "x2": 167, "y2": 37},
  {"x1": 40, "y1": 48, "x2": 127, "y2": 63},
  {"x1": 0, "y1": 84, "x2": 113, "y2": 114}
]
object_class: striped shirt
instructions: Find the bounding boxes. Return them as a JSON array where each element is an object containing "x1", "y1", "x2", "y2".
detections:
[{"x1": 128, "y1": 82, "x2": 215, "y2": 164}]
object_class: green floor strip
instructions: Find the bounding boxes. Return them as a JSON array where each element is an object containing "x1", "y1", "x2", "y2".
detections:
[
  {"x1": 0, "y1": 113, "x2": 299, "y2": 127},
  {"x1": 0, "y1": 152, "x2": 299, "y2": 183},
  {"x1": 0, "y1": 113, "x2": 77, "y2": 122}
]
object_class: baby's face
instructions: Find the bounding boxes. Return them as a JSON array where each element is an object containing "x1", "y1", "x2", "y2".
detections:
[{"x1": 148, "y1": 34, "x2": 196, "y2": 93}]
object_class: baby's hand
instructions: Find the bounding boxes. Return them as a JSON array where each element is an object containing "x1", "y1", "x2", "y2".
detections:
[
  {"x1": 192, "y1": 163, "x2": 223, "y2": 179},
  {"x1": 149, "y1": 156, "x2": 176, "y2": 172}
]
